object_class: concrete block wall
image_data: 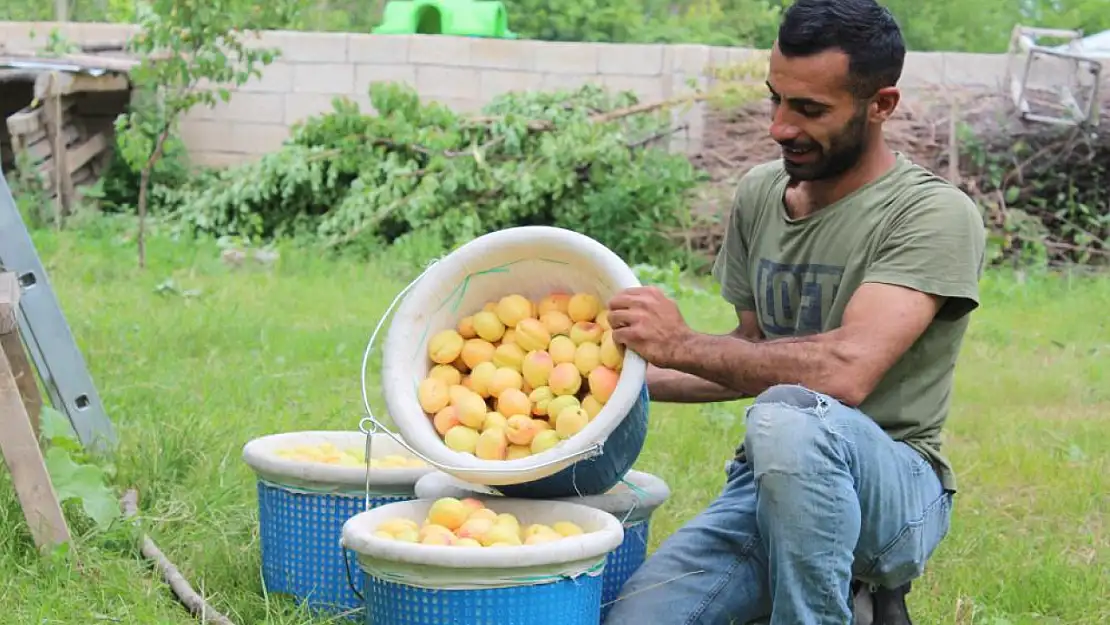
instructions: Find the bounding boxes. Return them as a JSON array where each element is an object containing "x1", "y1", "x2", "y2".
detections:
[{"x1": 1, "y1": 20, "x2": 1105, "y2": 168}]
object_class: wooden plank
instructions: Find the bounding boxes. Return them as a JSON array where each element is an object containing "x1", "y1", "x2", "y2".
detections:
[
  {"x1": 40, "y1": 92, "x2": 75, "y2": 218},
  {"x1": 0, "y1": 346, "x2": 72, "y2": 551},
  {"x1": 0, "y1": 272, "x2": 18, "y2": 335},
  {"x1": 34, "y1": 72, "x2": 130, "y2": 100},
  {"x1": 0, "y1": 53, "x2": 141, "y2": 74},
  {"x1": 6, "y1": 109, "x2": 43, "y2": 137},
  {"x1": 64, "y1": 129, "x2": 110, "y2": 177},
  {"x1": 1, "y1": 333, "x2": 44, "y2": 439}
]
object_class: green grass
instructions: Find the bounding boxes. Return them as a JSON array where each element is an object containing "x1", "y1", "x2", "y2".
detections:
[{"x1": 2, "y1": 222, "x2": 1107, "y2": 624}]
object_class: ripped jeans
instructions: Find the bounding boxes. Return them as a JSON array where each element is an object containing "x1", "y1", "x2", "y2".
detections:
[{"x1": 603, "y1": 384, "x2": 954, "y2": 625}]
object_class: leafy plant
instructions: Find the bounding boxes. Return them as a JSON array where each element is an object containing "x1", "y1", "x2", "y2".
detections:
[
  {"x1": 40, "y1": 406, "x2": 121, "y2": 532},
  {"x1": 113, "y1": 0, "x2": 287, "y2": 268},
  {"x1": 166, "y1": 81, "x2": 706, "y2": 268}
]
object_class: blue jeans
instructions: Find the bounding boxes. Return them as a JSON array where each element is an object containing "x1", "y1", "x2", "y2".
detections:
[{"x1": 603, "y1": 384, "x2": 954, "y2": 625}]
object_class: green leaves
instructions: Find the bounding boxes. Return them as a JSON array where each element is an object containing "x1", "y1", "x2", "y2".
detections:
[
  {"x1": 40, "y1": 407, "x2": 122, "y2": 532},
  {"x1": 164, "y1": 81, "x2": 703, "y2": 268}
]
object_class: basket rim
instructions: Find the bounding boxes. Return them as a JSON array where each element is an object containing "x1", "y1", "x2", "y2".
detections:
[{"x1": 340, "y1": 497, "x2": 626, "y2": 569}]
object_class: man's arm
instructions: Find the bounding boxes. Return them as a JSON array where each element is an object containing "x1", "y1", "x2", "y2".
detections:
[
  {"x1": 645, "y1": 309, "x2": 764, "y2": 403},
  {"x1": 667, "y1": 283, "x2": 943, "y2": 406}
]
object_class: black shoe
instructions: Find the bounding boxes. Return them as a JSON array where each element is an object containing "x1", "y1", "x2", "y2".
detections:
[{"x1": 852, "y1": 580, "x2": 914, "y2": 625}]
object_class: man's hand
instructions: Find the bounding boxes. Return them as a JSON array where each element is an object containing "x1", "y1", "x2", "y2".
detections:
[{"x1": 607, "y1": 286, "x2": 694, "y2": 367}]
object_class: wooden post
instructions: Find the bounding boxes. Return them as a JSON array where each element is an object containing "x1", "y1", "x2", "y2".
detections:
[{"x1": 0, "y1": 271, "x2": 71, "y2": 550}]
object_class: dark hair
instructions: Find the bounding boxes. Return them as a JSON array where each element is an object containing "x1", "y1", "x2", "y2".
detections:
[{"x1": 776, "y1": 0, "x2": 906, "y2": 98}]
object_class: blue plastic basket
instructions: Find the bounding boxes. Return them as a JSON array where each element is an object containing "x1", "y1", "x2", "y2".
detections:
[
  {"x1": 600, "y1": 519, "x2": 650, "y2": 620},
  {"x1": 496, "y1": 383, "x2": 650, "y2": 499},
  {"x1": 361, "y1": 571, "x2": 605, "y2": 625},
  {"x1": 257, "y1": 480, "x2": 409, "y2": 616}
]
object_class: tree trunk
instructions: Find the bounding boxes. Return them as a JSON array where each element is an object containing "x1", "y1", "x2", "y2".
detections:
[{"x1": 136, "y1": 125, "x2": 172, "y2": 269}]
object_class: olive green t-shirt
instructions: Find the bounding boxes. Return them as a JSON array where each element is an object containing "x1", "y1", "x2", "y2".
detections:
[{"x1": 712, "y1": 153, "x2": 986, "y2": 492}]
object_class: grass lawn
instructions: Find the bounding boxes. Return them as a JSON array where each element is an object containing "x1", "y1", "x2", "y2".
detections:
[{"x1": 1, "y1": 223, "x2": 1107, "y2": 624}]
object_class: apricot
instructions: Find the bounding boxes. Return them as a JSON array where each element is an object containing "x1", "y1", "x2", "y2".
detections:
[
  {"x1": 460, "y1": 338, "x2": 497, "y2": 370},
  {"x1": 418, "y1": 377, "x2": 450, "y2": 413},
  {"x1": 453, "y1": 389, "x2": 489, "y2": 429},
  {"x1": 469, "y1": 508, "x2": 498, "y2": 522},
  {"x1": 600, "y1": 330, "x2": 624, "y2": 370},
  {"x1": 428, "y1": 364, "x2": 463, "y2": 386},
  {"x1": 473, "y1": 311, "x2": 506, "y2": 342},
  {"x1": 581, "y1": 394, "x2": 603, "y2": 420},
  {"x1": 501, "y1": 328, "x2": 517, "y2": 345},
  {"x1": 467, "y1": 361, "x2": 497, "y2": 398},
  {"x1": 454, "y1": 537, "x2": 482, "y2": 547},
  {"x1": 595, "y1": 309, "x2": 611, "y2": 331},
  {"x1": 549, "y1": 362, "x2": 582, "y2": 396},
  {"x1": 428, "y1": 329, "x2": 465, "y2": 364},
  {"x1": 528, "y1": 386, "x2": 554, "y2": 416},
  {"x1": 537, "y1": 292, "x2": 571, "y2": 316},
  {"x1": 521, "y1": 350, "x2": 554, "y2": 388},
  {"x1": 553, "y1": 521, "x2": 585, "y2": 537},
  {"x1": 480, "y1": 525, "x2": 522, "y2": 546},
  {"x1": 444, "y1": 425, "x2": 480, "y2": 453},
  {"x1": 378, "y1": 518, "x2": 420, "y2": 535},
  {"x1": 427, "y1": 498, "x2": 469, "y2": 530},
  {"x1": 514, "y1": 318, "x2": 551, "y2": 352},
  {"x1": 456, "y1": 518, "x2": 494, "y2": 540},
  {"x1": 506, "y1": 444, "x2": 532, "y2": 460},
  {"x1": 483, "y1": 411, "x2": 508, "y2": 432},
  {"x1": 574, "y1": 341, "x2": 602, "y2": 376},
  {"x1": 548, "y1": 335, "x2": 577, "y2": 364},
  {"x1": 452, "y1": 355, "x2": 470, "y2": 373},
  {"x1": 492, "y1": 343, "x2": 526, "y2": 371},
  {"x1": 393, "y1": 528, "x2": 419, "y2": 542},
  {"x1": 433, "y1": 406, "x2": 461, "y2": 436},
  {"x1": 546, "y1": 395, "x2": 580, "y2": 423},
  {"x1": 457, "y1": 315, "x2": 477, "y2": 339},
  {"x1": 555, "y1": 406, "x2": 590, "y2": 438},
  {"x1": 421, "y1": 531, "x2": 456, "y2": 546},
  {"x1": 482, "y1": 302, "x2": 498, "y2": 313},
  {"x1": 568, "y1": 293, "x2": 600, "y2": 323},
  {"x1": 487, "y1": 367, "x2": 523, "y2": 398},
  {"x1": 539, "y1": 310, "x2": 573, "y2": 336},
  {"x1": 448, "y1": 384, "x2": 471, "y2": 406},
  {"x1": 505, "y1": 414, "x2": 541, "y2": 446},
  {"x1": 460, "y1": 497, "x2": 485, "y2": 514},
  {"x1": 475, "y1": 427, "x2": 509, "y2": 460},
  {"x1": 588, "y1": 366, "x2": 620, "y2": 403},
  {"x1": 496, "y1": 387, "x2": 532, "y2": 418},
  {"x1": 530, "y1": 429, "x2": 561, "y2": 454},
  {"x1": 495, "y1": 294, "x2": 534, "y2": 328},
  {"x1": 569, "y1": 321, "x2": 604, "y2": 345}
]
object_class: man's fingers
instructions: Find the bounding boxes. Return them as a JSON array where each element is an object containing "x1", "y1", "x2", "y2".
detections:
[{"x1": 607, "y1": 308, "x2": 641, "y2": 330}]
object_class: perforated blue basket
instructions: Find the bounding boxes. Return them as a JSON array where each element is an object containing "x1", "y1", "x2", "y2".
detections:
[
  {"x1": 243, "y1": 431, "x2": 434, "y2": 618},
  {"x1": 413, "y1": 468, "x2": 670, "y2": 621},
  {"x1": 341, "y1": 498, "x2": 627, "y2": 625}
]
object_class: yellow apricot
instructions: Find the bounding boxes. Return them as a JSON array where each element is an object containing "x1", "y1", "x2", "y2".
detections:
[
  {"x1": 554, "y1": 406, "x2": 590, "y2": 438},
  {"x1": 537, "y1": 292, "x2": 571, "y2": 316},
  {"x1": 428, "y1": 364, "x2": 463, "y2": 386},
  {"x1": 574, "y1": 342, "x2": 602, "y2": 376},
  {"x1": 492, "y1": 343, "x2": 526, "y2": 371},
  {"x1": 549, "y1": 362, "x2": 582, "y2": 396},
  {"x1": 521, "y1": 350, "x2": 554, "y2": 388},
  {"x1": 588, "y1": 366, "x2": 620, "y2": 403},
  {"x1": 468, "y1": 361, "x2": 497, "y2": 398},
  {"x1": 568, "y1": 293, "x2": 600, "y2": 323},
  {"x1": 569, "y1": 321, "x2": 604, "y2": 345},
  {"x1": 528, "y1": 385, "x2": 555, "y2": 416},
  {"x1": 488, "y1": 367, "x2": 524, "y2": 398},
  {"x1": 475, "y1": 427, "x2": 509, "y2": 460},
  {"x1": 496, "y1": 388, "x2": 532, "y2": 418},
  {"x1": 581, "y1": 394, "x2": 603, "y2": 420},
  {"x1": 457, "y1": 315, "x2": 477, "y2": 339},
  {"x1": 600, "y1": 330, "x2": 624, "y2": 370},
  {"x1": 495, "y1": 294, "x2": 533, "y2": 328},
  {"x1": 428, "y1": 329, "x2": 465, "y2": 364},
  {"x1": 514, "y1": 318, "x2": 551, "y2": 352},
  {"x1": 540, "y1": 310, "x2": 573, "y2": 336},
  {"x1": 460, "y1": 338, "x2": 496, "y2": 370},
  {"x1": 418, "y1": 377, "x2": 450, "y2": 414},
  {"x1": 548, "y1": 335, "x2": 577, "y2": 364},
  {"x1": 473, "y1": 311, "x2": 506, "y2": 342}
]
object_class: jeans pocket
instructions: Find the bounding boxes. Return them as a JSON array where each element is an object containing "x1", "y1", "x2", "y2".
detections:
[{"x1": 862, "y1": 492, "x2": 953, "y2": 587}]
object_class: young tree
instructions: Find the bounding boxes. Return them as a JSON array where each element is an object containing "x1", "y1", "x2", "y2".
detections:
[{"x1": 116, "y1": 0, "x2": 294, "y2": 267}]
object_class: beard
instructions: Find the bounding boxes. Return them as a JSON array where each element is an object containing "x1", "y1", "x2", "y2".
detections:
[{"x1": 778, "y1": 106, "x2": 870, "y2": 181}]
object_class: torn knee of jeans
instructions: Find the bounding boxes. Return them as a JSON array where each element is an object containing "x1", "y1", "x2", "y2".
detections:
[
  {"x1": 743, "y1": 400, "x2": 832, "y2": 474},
  {"x1": 752, "y1": 384, "x2": 827, "y2": 412}
]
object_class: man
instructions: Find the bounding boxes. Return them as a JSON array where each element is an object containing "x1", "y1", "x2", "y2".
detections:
[{"x1": 603, "y1": 0, "x2": 986, "y2": 623}]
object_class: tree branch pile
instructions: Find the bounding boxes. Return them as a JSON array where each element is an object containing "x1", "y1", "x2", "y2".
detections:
[{"x1": 686, "y1": 85, "x2": 1110, "y2": 266}]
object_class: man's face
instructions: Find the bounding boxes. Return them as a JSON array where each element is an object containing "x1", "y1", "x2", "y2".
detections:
[{"x1": 765, "y1": 43, "x2": 878, "y2": 181}]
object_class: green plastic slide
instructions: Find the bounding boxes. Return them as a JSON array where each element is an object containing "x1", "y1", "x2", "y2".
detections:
[{"x1": 373, "y1": 0, "x2": 517, "y2": 38}]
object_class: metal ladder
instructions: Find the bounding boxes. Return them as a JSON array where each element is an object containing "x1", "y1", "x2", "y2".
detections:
[{"x1": 0, "y1": 164, "x2": 117, "y2": 453}]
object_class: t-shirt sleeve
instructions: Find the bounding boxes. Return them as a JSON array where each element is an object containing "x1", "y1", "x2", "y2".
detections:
[
  {"x1": 863, "y1": 187, "x2": 987, "y2": 321},
  {"x1": 711, "y1": 171, "x2": 766, "y2": 312}
]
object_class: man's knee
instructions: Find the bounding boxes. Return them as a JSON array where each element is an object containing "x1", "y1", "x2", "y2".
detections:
[{"x1": 744, "y1": 384, "x2": 838, "y2": 475}]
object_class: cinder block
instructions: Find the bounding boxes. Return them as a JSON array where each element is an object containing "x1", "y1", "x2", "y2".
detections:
[
  {"x1": 189, "y1": 151, "x2": 254, "y2": 168},
  {"x1": 232, "y1": 123, "x2": 290, "y2": 155},
  {"x1": 598, "y1": 43, "x2": 665, "y2": 76},
  {"x1": 470, "y1": 38, "x2": 536, "y2": 71},
  {"x1": 534, "y1": 41, "x2": 599, "y2": 75},
  {"x1": 900, "y1": 52, "x2": 945, "y2": 88},
  {"x1": 480, "y1": 70, "x2": 543, "y2": 100},
  {"x1": 284, "y1": 93, "x2": 341, "y2": 125},
  {"x1": 355, "y1": 64, "x2": 417, "y2": 96},
  {"x1": 239, "y1": 62, "x2": 294, "y2": 93},
  {"x1": 292, "y1": 63, "x2": 356, "y2": 95},
  {"x1": 602, "y1": 75, "x2": 665, "y2": 102},
  {"x1": 179, "y1": 120, "x2": 238, "y2": 153},
  {"x1": 416, "y1": 66, "x2": 480, "y2": 100},
  {"x1": 188, "y1": 92, "x2": 285, "y2": 124},
  {"x1": 666, "y1": 44, "x2": 711, "y2": 76},
  {"x1": 260, "y1": 30, "x2": 349, "y2": 63},
  {"x1": 75, "y1": 22, "x2": 138, "y2": 43},
  {"x1": 348, "y1": 34, "x2": 410, "y2": 64},
  {"x1": 541, "y1": 73, "x2": 604, "y2": 92},
  {"x1": 943, "y1": 53, "x2": 1008, "y2": 87},
  {"x1": 408, "y1": 34, "x2": 472, "y2": 66}
]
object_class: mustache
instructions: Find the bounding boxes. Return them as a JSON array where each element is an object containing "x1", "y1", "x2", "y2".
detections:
[{"x1": 777, "y1": 139, "x2": 819, "y2": 151}]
